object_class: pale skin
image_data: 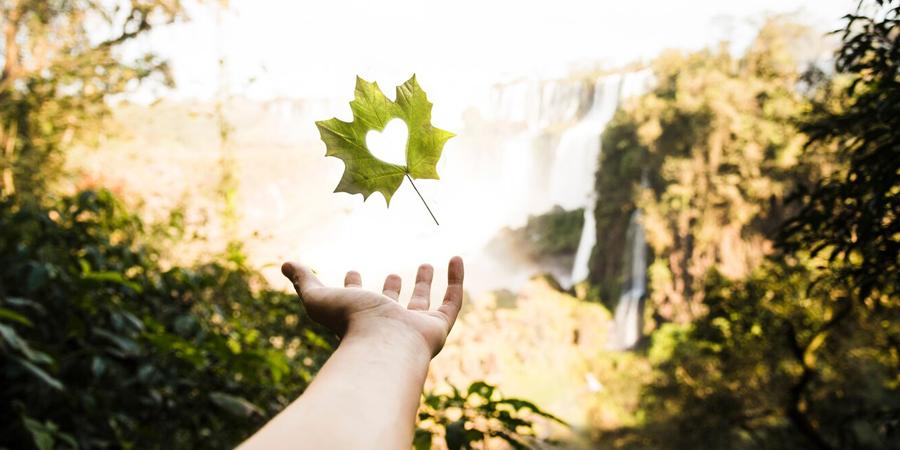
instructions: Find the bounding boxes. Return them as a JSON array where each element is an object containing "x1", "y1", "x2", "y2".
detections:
[{"x1": 239, "y1": 256, "x2": 465, "y2": 450}]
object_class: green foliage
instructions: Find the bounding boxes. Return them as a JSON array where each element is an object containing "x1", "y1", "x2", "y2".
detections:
[
  {"x1": 315, "y1": 75, "x2": 455, "y2": 204},
  {"x1": 590, "y1": 19, "x2": 812, "y2": 319},
  {"x1": 0, "y1": 190, "x2": 335, "y2": 449},
  {"x1": 0, "y1": 0, "x2": 183, "y2": 199},
  {"x1": 416, "y1": 381, "x2": 565, "y2": 450},
  {"x1": 519, "y1": 206, "x2": 585, "y2": 258},
  {"x1": 0, "y1": 4, "x2": 559, "y2": 449},
  {"x1": 595, "y1": 5, "x2": 900, "y2": 450},
  {"x1": 614, "y1": 259, "x2": 898, "y2": 450},
  {"x1": 781, "y1": 0, "x2": 900, "y2": 306}
]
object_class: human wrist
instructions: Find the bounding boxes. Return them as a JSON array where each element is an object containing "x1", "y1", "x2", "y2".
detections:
[{"x1": 342, "y1": 317, "x2": 433, "y2": 367}]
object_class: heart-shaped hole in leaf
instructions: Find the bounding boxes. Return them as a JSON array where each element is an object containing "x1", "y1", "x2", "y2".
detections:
[{"x1": 366, "y1": 118, "x2": 408, "y2": 166}]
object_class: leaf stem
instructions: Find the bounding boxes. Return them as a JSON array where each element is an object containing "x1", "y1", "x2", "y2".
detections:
[{"x1": 405, "y1": 173, "x2": 439, "y2": 226}]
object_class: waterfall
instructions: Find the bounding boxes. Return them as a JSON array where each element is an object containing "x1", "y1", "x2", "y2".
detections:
[
  {"x1": 469, "y1": 69, "x2": 652, "y2": 291},
  {"x1": 608, "y1": 209, "x2": 647, "y2": 350},
  {"x1": 487, "y1": 78, "x2": 587, "y2": 129},
  {"x1": 567, "y1": 70, "x2": 653, "y2": 285},
  {"x1": 559, "y1": 75, "x2": 625, "y2": 285},
  {"x1": 547, "y1": 75, "x2": 623, "y2": 210}
]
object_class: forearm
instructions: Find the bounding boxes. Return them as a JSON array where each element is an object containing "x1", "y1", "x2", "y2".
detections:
[
  {"x1": 239, "y1": 321, "x2": 431, "y2": 450},
  {"x1": 242, "y1": 257, "x2": 464, "y2": 449}
]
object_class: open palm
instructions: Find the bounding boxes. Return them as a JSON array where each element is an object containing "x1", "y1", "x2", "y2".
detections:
[{"x1": 281, "y1": 257, "x2": 464, "y2": 357}]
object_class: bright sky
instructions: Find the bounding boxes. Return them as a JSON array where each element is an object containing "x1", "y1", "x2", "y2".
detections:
[
  {"x1": 120, "y1": 0, "x2": 856, "y2": 293},
  {"x1": 141, "y1": 0, "x2": 852, "y2": 103}
]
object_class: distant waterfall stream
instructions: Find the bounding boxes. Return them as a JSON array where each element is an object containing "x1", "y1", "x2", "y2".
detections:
[
  {"x1": 553, "y1": 74, "x2": 625, "y2": 284},
  {"x1": 608, "y1": 209, "x2": 647, "y2": 350},
  {"x1": 557, "y1": 71, "x2": 653, "y2": 285}
]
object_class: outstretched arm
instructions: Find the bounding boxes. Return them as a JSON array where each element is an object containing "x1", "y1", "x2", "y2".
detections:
[{"x1": 239, "y1": 257, "x2": 465, "y2": 450}]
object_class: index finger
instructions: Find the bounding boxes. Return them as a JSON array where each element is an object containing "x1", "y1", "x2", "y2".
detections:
[{"x1": 437, "y1": 256, "x2": 464, "y2": 328}]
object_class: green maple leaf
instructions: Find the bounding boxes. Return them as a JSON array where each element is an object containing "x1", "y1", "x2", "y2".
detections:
[{"x1": 315, "y1": 75, "x2": 455, "y2": 210}]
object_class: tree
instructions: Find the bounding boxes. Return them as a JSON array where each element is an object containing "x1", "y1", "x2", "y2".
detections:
[
  {"x1": 0, "y1": 189, "x2": 336, "y2": 449},
  {"x1": 600, "y1": 3, "x2": 899, "y2": 449},
  {"x1": 0, "y1": 0, "x2": 184, "y2": 199},
  {"x1": 0, "y1": 3, "x2": 341, "y2": 448},
  {"x1": 590, "y1": 19, "x2": 813, "y2": 321},
  {"x1": 613, "y1": 259, "x2": 897, "y2": 450},
  {"x1": 782, "y1": 0, "x2": 899, "y2": 308}
]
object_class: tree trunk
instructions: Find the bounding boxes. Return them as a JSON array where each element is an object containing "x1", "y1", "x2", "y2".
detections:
[
  {"x1": 1, "y1": 121, "x2": 16, "y2": 196},
  {"x1": 1, "y1": 0, "x2": 22, "y2": 90},
  {"x1": 1, "y1": 1, "x2": 21, "y2": 196},
  {"x1": 783, "y1": 302, "x2": 852, "y2": 450}
]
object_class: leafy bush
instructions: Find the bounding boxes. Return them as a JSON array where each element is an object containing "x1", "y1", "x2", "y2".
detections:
[
  {"x1": 415, "y1": 381, "x2": 565, "y2": 450},
  {"x1": 616, "y1": 260, "x2": 899, "y2": 450},
  {"x1": 590, "y1": 19, "x2": 813, "y2": 319},
  {"x1": 0, "y1": 190, "x2": 335, "y2": 449},
  {"x1": 596, "y1": 3, "x2": 900, "y2": 449}
]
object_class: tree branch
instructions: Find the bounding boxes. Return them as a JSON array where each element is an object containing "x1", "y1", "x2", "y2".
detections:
[{"x1": 783, "y1": 300, "x2": 853, "y2": 450}]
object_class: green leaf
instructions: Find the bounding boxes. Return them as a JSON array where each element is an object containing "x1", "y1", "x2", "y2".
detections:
[
  {"x1": 23, "y1": 418, "x2": 55, "y2": 450},
  {"x1": 14, "y1": 357, "x2": 64, "y2": 391},
  {"x1": 315, "y1": 75, "x2": 454, "y2": 205},
  {"x1": 413, "y1": 428, "x2": 433, "y2": 450},
  {"x1": 93, "y1": 328, "x2": 142, "y2": 357},
  {"x1": 82, "y1": 270, "x2": 144, "y2": 293},
  {"x1": 4, "y1": 297, "x2": 45, "y2": 314},
  {"x1": 23, "y1": 418, "x2": 77, "y2": 450},
  {"x1": 445, "y1": 419, "x2": 467, "y2": 450},
  {"x1": 0, "y1": 307, "x2": 33, "y2": 326},
  {"x1": 499, "y1": 398, "x2": 567, "y2": 425},
  {"x1": 91, "y1": 356, "x2": 107, "y2": 378},
  {"x1": 0, "y1": 323, "x2": 36, "y2": 360},
  {"x1": 467, "y1": 381, "x2": 496, "y2": 399},
  {"x1": 209, "y1": 392, "x2": 263, "y2": 417},
  {"x1": 463, "y1": 429, "x2": 485, "y2": 444}
]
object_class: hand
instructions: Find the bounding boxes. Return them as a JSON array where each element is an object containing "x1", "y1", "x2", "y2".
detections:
[
  {"x1": 281, "y1": 257, "x2": 464, "y2": 357},
  {"x1": 241, "y1": 257, "x2": 465, "y2": 450}
]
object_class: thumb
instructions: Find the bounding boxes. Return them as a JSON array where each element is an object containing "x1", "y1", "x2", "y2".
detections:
[{"x1": 281, "y1": 262, "x2": 324, "y2": 296}]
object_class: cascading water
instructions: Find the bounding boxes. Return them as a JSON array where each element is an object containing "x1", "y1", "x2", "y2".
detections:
[
  {"x1": 478, "y1": 70, "x2": 653, "y2": 289},
  {"x1": 547, "y1": 75, "x2": 623, "y2": 211},
  {"x1": 608, "y1": 208, "x2": 647, "y2": 350},
  {"x1": 555, "y1": 75, "x2": 625, "y2": 285},
  {"x1": 559, "y1": 70, "x2": 653, "y2": 286}
]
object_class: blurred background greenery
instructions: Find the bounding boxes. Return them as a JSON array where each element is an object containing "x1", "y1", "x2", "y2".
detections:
[{"x1": 1, "y1": 0, "x2": 897, "y2": 449}]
